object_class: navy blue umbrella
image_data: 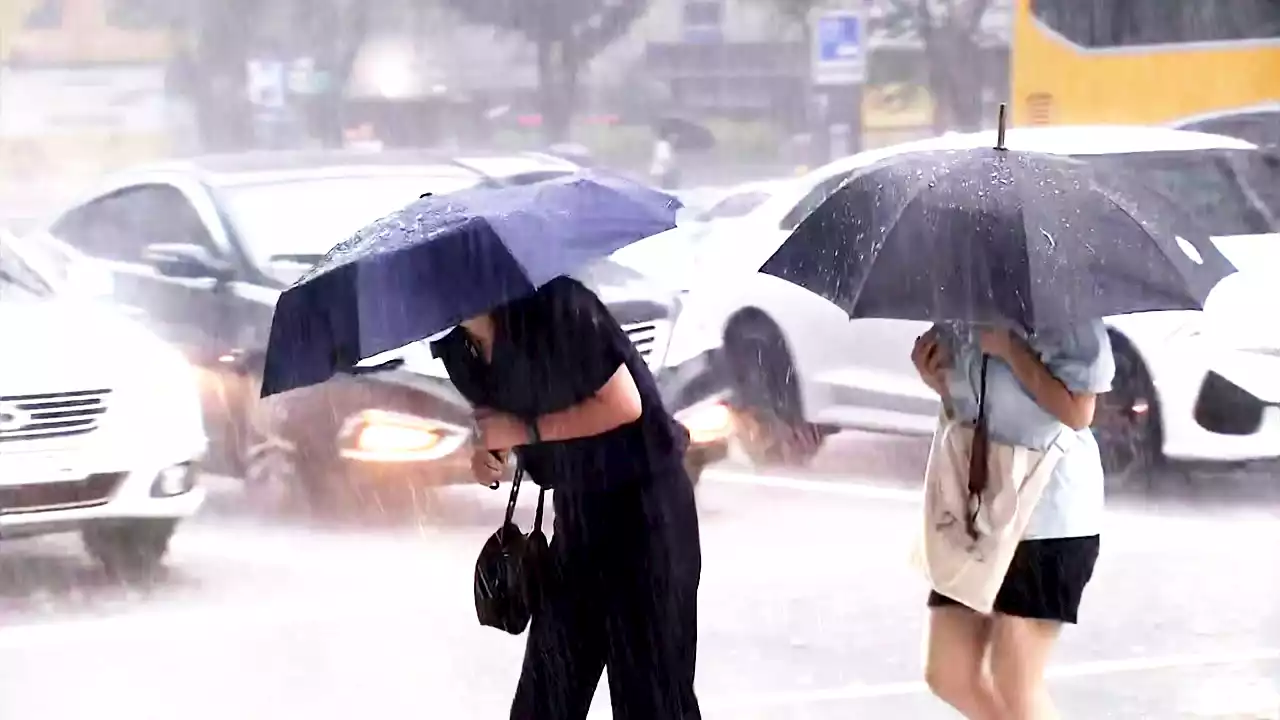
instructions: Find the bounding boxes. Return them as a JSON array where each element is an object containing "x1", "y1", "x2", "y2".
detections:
[{"x1": 260, "y1": 172, "x2": 681, "y2": 397}]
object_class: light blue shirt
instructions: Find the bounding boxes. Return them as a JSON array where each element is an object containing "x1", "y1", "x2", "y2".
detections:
[{"x1": 939, "y1": 320, "x2": 1115, "y2": 540}]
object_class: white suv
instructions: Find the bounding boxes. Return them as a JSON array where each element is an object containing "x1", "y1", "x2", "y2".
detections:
[
  {"x1": 623, "y1": 127, "x2": 1280, "y2": 483},
  {"x1": 0, "y1": 229, "x2": 207, "y2": 576}
]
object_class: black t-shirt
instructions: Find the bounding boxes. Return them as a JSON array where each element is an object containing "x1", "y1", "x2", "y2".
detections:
[{"x1": 432, "y1": 276, "x2": 688, "y2": 491}]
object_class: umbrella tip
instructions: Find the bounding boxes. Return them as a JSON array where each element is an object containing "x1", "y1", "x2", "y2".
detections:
[{"x1": 995, "y1": 103, "x2": 1008, "y2": 151}]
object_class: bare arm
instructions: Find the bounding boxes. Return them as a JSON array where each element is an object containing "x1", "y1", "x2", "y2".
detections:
[
  {"x1": 998, "y1": 338, "x2": 1097, "y2": 430},
  {"x1": 534, "y1": 364, "x2": 643, "y2": 442}
]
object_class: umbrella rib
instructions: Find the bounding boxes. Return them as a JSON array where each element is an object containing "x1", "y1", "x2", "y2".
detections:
[
  {"x1": 1015, "y1": 201, "x2": 1042, "y2": 331},
  {"x1": 845, "y1": 163, "x2": 955, "y2": 317},
  {"x1": 1099, "y1": 190, "x2": 1204, "y2": 290}
]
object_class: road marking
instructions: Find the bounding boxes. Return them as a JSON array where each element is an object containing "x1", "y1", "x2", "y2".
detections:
[
  {"x1": 701, "y1": 469, "x2": 1280, "y2": 531},
  {"x1": 712, "y1": 648, "x2": 1280, "y2": 708},
  {"x1": 4, "y1": 598, "x2": 1278, "y2": 717},
  {"x1": 0, "y1": 590, "x2": 431, "y2": 649},
  {"x1": 703, "y1": 468, "x2": 921, "y2": 502}
]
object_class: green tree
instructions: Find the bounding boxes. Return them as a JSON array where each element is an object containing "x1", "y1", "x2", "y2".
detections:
[
  {"x1": 877, "y1": 0, "x2": 996, "y2": 133},
  {"x1": 121, "y1": 0, "x2": 381, "y2": 150},
  {"x1": 439, "y1": 0, "x2": 651, "y2": 142}
]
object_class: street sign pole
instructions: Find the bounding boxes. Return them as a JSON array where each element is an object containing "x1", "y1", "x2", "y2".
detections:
[{"x1": 809, "y1": 5, "x2": 870, "y2": 161}]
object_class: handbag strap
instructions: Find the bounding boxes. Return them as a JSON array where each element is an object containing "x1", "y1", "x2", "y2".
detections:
[
  {"x1": 975, "y1": 354, "x2": 990, "y2": 427},
  {"x1": 965, "y1": 354, "x2": 991, "y2": 537},
  {"x1": 501, "y1": 455, "x2": 548, "y2": 534},
  {"x1": 503, "y1": 458, "x2": 524, "y2": 526}
]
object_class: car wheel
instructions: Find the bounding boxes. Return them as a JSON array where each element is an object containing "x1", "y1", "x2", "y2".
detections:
[
  {"x1": 235, "y1": 371, "x2": 346, "y2": 517},
  {"x1": 83, "y1": 520, "x2": 177, "y2": 580},
  {"x1": 1092, "y1": 334, "x2": 1162, "y2": 492},
  {"x1": 724, "y1": 314, "x2": 825, "y2": 468}
]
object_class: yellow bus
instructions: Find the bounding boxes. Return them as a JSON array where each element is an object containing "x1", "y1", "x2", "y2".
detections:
[{"x1": 1011, "y1": 0, "x2": 1280, "y2": 127}]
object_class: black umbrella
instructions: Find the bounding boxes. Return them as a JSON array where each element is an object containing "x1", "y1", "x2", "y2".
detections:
[
  {"x1": 656, "y1": 116, "x2": 715, "y2": 152},
  {"x1": 760, "y1": 113, "x2": 1236, "y2": 331}
]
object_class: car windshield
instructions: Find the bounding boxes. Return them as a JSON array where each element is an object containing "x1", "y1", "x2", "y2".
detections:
[
  {"x1": 0, "y1": 234, "x2": 55, "y2": 301},
  {"x1": 1235, "y1": 149, "x2": 1280, "y2": 221},
  {"x1": 1185, "y1": 113, "x2": 1280, "y2": 150},
  {"x1": 1080, "y1": 150, "x2": 1274, "y2": 236},
  {"x1": 694, "y1": 190, "x2": 773, "y2": 221},
  {"x1": 216, "y1": 173, "x2": 483, "y2": 264},
  {"x1": 576, "y1": 259, "x2": 646, "y2": 288}
]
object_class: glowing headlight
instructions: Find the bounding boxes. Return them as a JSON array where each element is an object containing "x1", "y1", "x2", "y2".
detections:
[
  {"x1": 674, "y1": 400, "x2": 735, "y2": 445},
  {"x1": 338, "y1": 410, "x2": 469, "y2": 463}
]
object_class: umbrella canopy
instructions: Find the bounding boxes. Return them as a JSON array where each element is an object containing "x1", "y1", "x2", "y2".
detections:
[
  {"x1": 759, "y1": 146, "x2": 1236, "y2": 330},
  {"x1": 260, "y1": 172, "x2": 681, "y2": 397}
]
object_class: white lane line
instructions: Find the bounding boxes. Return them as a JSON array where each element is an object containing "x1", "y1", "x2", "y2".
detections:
[
  {"x1": 703, "y1": 468, "x2": 921, "y2": 502},
  {"x1": 0, "y1": 591, "x2": 421, "y2": 649},
  {"x1": 700, "y1": 469, "x2": 1280, "y2": 530},
  {"x1": 712, "y1": 648, "x2": 1280, "y2": 708},
  {"x1": 5, "y1": 599, "x2": 1278, "y2": 714}
]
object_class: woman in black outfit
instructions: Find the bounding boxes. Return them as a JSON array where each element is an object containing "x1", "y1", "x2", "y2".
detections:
[{"x1": 432, "y1": 275, "x2": 702, "y2": 720}]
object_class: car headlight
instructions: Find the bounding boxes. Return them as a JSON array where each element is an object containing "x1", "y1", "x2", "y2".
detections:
[
  {"x1": 674, "y1": 399, "x2": 735, "y2": 445},
  {"x1": 338, "y1": 409, "x2": 469, "y2": 463}
]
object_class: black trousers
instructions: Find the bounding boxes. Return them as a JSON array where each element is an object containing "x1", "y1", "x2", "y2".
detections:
[{"x1": 510, "y1": 468, "x2": 702, "y2": 720}]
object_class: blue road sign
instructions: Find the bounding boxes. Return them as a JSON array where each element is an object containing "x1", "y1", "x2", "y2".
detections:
[
  {"x1": 811, "y1": 9, "x2": 867, "y2": 86},
  {"x1": 818, "y1": 15, "x2": 860, "y2": 62}
]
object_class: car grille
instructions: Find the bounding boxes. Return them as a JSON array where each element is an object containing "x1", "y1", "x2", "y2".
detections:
[
  {"x1": 0, "y1": 472, "x2": 124, "y2": 514},
  {"x1": 0, "y1": 389, "x2": 112, "y2": 443},
  {"x1": 622, "y1": 320, "x2": 672, "y2": 370}
]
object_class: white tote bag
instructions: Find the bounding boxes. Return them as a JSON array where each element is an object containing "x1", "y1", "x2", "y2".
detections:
[{"x1": 909, "y1": 415, "x2": 1074, "y2": 615}]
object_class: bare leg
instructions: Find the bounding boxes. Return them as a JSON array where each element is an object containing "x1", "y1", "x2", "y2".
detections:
[
  {"x1": 988, "y1": 615, "x2": 1063, "y2": 720},
  {"x1": 924, "y1": 605, "x2": 1005, "y2": 720}
]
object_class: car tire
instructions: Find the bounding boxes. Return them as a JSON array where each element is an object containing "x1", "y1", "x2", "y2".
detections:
[
  {"x1": 1093, "y1": 333, "x2": 1163, "y2": 492},
  {"x1": 723, "y1": 313, "x2": 825, "y2": 468},
  {"x1": 235, "y1": 370, "x2": 347, "y2": 518},
  {"x1": 83, "y1": 520, "x2": 177, "y2": 580}
]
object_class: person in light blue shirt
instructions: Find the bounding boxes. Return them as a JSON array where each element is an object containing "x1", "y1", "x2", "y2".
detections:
[{"x1": 912, "y1": 318, "x2": 1114, "y2": 720}]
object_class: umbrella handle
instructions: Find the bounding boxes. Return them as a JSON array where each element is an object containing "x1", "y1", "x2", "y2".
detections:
[{"x1": 995, "y1": 103, "x2": 1008, "y2": 151}]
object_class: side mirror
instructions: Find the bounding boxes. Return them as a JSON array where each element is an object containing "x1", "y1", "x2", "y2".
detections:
[{"x1": 142, "y1": 243, "x2": 230, "y2": 280}]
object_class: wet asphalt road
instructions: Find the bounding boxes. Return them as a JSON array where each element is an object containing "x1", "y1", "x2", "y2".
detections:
[{"x1": 1, "y1": 432, "x2": 1278, "y2": 720}]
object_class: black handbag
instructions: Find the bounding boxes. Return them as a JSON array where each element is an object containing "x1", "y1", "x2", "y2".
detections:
[{"x1": 474, "y1": 458, "x2": 549, "y2": 635}]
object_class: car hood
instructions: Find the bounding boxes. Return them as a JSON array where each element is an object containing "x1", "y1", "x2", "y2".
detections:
[{"x1": 0, "y1": 298, "x2": 191, "y2": 394}]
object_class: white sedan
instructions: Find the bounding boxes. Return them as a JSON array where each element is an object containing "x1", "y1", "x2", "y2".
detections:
[
  {"x1": 0, "y1": 229, "x2": 207, "y2": 575},
  {"x1": 616, "y1": 126, "x2": 1280, "y2": 484}
]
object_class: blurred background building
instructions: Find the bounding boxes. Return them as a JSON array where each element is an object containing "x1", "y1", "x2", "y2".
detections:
[{"x1": 2, "y1": 0, "x2": 1276, "y2": 204}]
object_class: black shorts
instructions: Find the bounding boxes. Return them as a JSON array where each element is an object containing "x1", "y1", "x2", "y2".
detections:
[{"x1": 927, "y1": 535, "x2": 1101, "y2": 624}]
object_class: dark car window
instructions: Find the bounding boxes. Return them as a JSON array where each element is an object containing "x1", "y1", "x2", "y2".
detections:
[
  {"x1": 780, "y1": 170, "x2": 857, "y2": 231},
  {"x1": 1082, "y1": 151, "x2": 1273, "y2": 236},
  {"x1": 51, "y1": 184, "x2": 215, "y2": 263},
  {"x1": 1235, "y1": 150, "x2": 1280, "y2": 224},
  {"x1": 696, "y1": 190, "x2": 772, "y2": 222},
  {"x1": 1184, "y1": 112, "x2": 1280, "y2": 150},
  {"x1": 575, "y1": 259, "x2": 647, "y2": 290},
  {"x1": 501, "y1": 170, "x2": 575, "y2": 186}
]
